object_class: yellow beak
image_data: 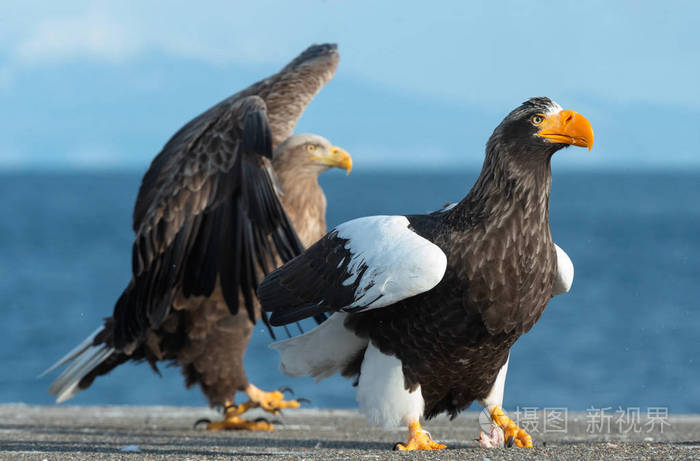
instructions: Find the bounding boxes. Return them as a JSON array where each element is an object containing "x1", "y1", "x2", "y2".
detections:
[
  {"x1": 310, "y1": 146, "x2": 353, "y2": 174},
  {"x1": 536, "y1": 110, "x2": 594, "y2": 151}
]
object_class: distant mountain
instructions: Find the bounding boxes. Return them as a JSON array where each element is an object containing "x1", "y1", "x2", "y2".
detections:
[{"x1": 1, "y1": 54, "x2": 698, "y2": 171}]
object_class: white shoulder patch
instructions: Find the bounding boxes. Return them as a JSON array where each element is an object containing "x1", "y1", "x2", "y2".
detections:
[
  {"x1": 335, "y1": 215, "x2": 447, "y2": 311},
  {"x1": 552, "y1": 243, "x2": 574, "y2": 296}
]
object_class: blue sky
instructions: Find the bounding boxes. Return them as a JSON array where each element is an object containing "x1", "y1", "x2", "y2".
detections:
[{"x1": 1, "y1": 1, "x2": 698, "y2": 171}]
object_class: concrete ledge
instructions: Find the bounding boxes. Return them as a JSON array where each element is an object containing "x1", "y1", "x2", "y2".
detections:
[{"x1": 1, "y1": 404, "x2": 699, "y2": 460}]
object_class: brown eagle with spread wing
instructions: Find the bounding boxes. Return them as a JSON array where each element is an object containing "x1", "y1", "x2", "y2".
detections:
[{"x1": 43, "y1": 43, "x2": 351, "y2": 431}]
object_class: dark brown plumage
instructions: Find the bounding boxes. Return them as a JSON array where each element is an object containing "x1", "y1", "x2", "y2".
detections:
[
  {"x1": 259, "y1": 97, "x2": 593, "y2": 449},
  {"x1": 45, "y1": 44, "x2": 350, "y2": 419}
]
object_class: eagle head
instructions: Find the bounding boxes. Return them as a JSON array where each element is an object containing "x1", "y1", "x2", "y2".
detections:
[
  {"x1": 489, "y1": 97, "x2": 594, "y2": 162},
  {"x1": 273, "y1": 133, "x2": 352, "y2": 175}
]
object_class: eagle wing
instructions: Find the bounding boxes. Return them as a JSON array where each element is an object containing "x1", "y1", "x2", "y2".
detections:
[
  {"x1": 112, "y1": 95, "x2": 302, "y2": 349},
  {"x1": 259, "y1": 215, "x2": 448, "y2": 326}
]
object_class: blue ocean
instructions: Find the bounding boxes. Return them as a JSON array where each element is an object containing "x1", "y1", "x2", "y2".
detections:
[{"x1": 1, "y1": 171, "x2": 699, "y2": 413}]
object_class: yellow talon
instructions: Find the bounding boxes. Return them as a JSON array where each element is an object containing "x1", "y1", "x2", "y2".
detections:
[
  {"x1": 200, "y1": 384, "x2": 304, "y2": 431},
  {"x1": 206, "y1": 415, "x2": 273, "y2": 432},
  {"x1": 394, "y1": 420, "x2": 447, "y2": 451},
  {"x1": 490, "y1": 406, "x2": 533, "y2": 448},
  {"x1": 223, "y1": 400, "x2": 257, "y2": 416},
  {"x1": 245, "y1": 384, "x2": 301, "y2": 414},
  {"x1": 200, "y1": 400, "x2": 275, "y2": 431}
]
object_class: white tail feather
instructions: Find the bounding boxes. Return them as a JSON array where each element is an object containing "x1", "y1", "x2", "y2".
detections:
[
  {"x1": 43, "y1": 327, "x2": 115, "y2": 403},
  {"x1": 40, "y1": 327, "x2": 103, "y2": 378},
  {"x1": 270, "y1": 313, "x2": 367, "y2": 381}
]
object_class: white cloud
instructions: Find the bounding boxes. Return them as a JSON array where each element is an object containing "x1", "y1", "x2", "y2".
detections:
[
  {"x1": 3, "y1": 1, "x2": 699, "y2": 107},
  {"x1": 14, "y1": 8, "x2": 139, "y2": 64},
  {"x1": 2, "y1": 1, "x2": 305, "y2": 75}
]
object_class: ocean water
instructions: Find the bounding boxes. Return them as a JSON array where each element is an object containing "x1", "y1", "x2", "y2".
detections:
[{"x1": 1, "y1": 170, "x2": 699, "y2": 413}]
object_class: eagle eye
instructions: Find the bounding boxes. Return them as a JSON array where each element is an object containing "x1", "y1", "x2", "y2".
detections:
[
  {"x1": 306, "y1": 144, "x2": 317, "y2": 153},
  {"x1": 530, "y1": 114, "x2": 545, "y2": 125}
]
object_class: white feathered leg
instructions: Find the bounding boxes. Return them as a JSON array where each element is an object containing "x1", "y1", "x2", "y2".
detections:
[
  {"x1": 356, "y1": 343, "x2": 445, "y2": 450},
  {"x1": 477, "y1": 356, "x2": 509, "y2": 448},
  {"x1": 477, "y1": 355, "x2": 532, "y2": 448},
  {"x1": 356, "y1": 343, "x2": 424, "y2": 428}
]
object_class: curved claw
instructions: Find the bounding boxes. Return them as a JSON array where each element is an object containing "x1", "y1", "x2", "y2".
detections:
[
  {"x1": 223, "y1": 403, "x2": 238, "y2": 412},
  {"x1": 194, "y1": 418, "x2": 211, "y2": 429},
  {"x1": 278, "y1": 386, "x2": 295, "y2": 396},
  {"x1": 297, "y1": 397, "x2": 311, "y2": 405},
  {"x1": 490, "y1": 406, "x2": 533, "y2": 448},
  {"x1": 253, "y1": 417, "x2": 270, "y2": 424},
  {"x1": 392, "y1": 442, "x2": 403, "y2": 451}
]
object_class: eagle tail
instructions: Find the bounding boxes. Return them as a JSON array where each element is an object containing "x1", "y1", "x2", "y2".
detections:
[
  {"x1": 270, "y1": 313, "x2": 367, "y2": 381},
  {"x1": 42, "y1": 326, "x2": 116, "y2": 403}
]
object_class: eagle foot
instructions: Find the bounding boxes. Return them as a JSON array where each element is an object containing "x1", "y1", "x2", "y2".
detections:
[
  {"x1": 203, "y1": 415, "x2": 274, "y2": 432},
  {"x1": 244, "y1": 383, "x2": 303, "y2": 415},
  {"x1": 278, "y1": 386, "x2": 294, "y2": 396},
  {"x1": 193, "y1": 418, "x2": 211, "y2": 429},
  {"x1": 477, "y1": 423, "x2": 505, "y2": 448},
  {"x1": 490, "y1": 406, "x2": 533, "y2": 448},
  {"x1": 393, "y1": 420, "x2": 446, "y2": 451}
]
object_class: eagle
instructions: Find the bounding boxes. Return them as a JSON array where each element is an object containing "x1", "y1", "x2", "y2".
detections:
[
  {"x1": 43, "y1": 44, "x2": 351, "y2": 431},
  {"x1": 258, "y1": 97, "x2": 593, "y2": 449}
]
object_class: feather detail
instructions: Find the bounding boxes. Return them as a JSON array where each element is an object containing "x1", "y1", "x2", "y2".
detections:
[{"x1": 46, "y1": 327, "x2": 115, "y2": 403}]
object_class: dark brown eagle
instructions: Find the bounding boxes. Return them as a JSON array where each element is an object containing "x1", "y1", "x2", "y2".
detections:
[
  {"x1": 43, "y1": 43, "x2": 351, "y2": 431},
  {"x1": 258, "y1": 97, "x2": 593, "y2": 449}
]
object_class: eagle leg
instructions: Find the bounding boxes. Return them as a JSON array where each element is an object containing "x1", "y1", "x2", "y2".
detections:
[
  {"x1": 393, "y1": 420, "x2": 446, "y2": 451},
  {"x1": 489, "y1": 406, "x2": 533, "y2": 448}
]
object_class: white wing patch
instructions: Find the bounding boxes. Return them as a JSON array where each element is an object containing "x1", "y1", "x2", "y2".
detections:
[
  {"x1": 552, "y1": 243, "x2": 574, "y2": 296},
  {"x1": 334, "y1": 215, "x2": 447, "y2": 311}
]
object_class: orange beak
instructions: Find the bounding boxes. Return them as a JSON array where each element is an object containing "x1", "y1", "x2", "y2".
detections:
[{"x1": 536, "y1": 110, "x2": 594, "y2": 151}]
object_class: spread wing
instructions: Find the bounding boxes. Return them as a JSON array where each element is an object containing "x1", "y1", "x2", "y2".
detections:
[
  {"x1": 112, "y1": 96, "x2": 302, "y2": 348},
  {"x1": 112, "y1": 44, "x2": 340, "y2": 349},
  {"x1": 258, "y1": 215, "x2": 448, "y2": 326}
]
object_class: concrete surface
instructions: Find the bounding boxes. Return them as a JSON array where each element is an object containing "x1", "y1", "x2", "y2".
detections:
[{"x1": 1, "y1": 404, "x2": 699, "y2": 460}]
